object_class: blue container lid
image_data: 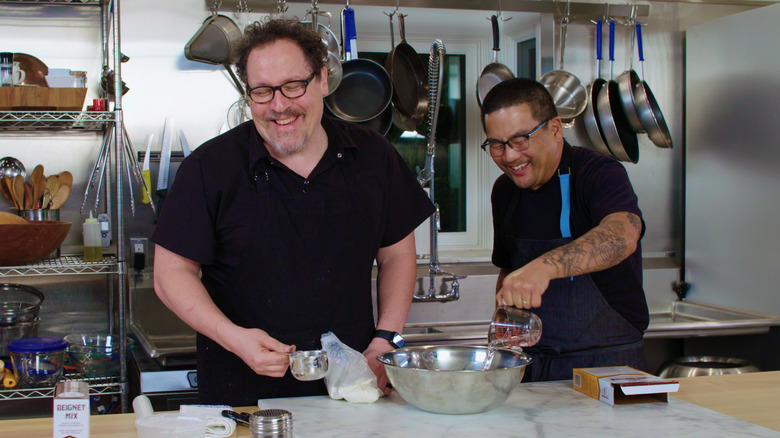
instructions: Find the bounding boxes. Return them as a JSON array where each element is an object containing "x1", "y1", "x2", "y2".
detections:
[{"x1": 8, "y1": 337, "x2": 67, "y2": 353}]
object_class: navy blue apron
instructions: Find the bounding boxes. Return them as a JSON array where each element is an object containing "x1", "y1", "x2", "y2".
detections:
[
  {"x1": 197, "y1": 148, "x2": 377, "y2": 405},
  {"x1": 504, "y1": 168, "x2": 648, "y2": 382}
]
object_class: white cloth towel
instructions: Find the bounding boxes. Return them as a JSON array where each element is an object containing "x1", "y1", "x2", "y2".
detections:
[{"x1": 180, "y1": 404, "x2": 237, "y2": 438}]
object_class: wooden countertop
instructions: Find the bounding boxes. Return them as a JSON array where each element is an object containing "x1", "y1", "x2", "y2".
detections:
[
  {"x1": 670, "y1": 370, "x2": 780, "y2": 432},
  {"x1": 2, "y1": 371, "x2": 779, "y2": 437}
]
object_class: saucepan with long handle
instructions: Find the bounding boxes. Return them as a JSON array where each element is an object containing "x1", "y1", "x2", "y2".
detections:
[{"x1": 539, "y1": 13, "x2": 587, "y2": 126}]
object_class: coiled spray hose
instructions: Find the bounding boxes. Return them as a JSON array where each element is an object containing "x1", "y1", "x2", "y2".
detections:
[{"x1": 418, "y1": 39, "x2": 445, "y2": 188}]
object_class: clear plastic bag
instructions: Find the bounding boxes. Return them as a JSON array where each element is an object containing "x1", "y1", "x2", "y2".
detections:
[{"x1": 320, "y1": 331, "x2": 382, "y2": 404}]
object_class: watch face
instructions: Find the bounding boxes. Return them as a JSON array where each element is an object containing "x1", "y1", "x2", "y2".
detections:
[{"x1": 392, "y1": 333, "x2": 405, "y2": 348}]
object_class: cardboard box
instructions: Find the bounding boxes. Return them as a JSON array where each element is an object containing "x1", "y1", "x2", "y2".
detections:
[{"x1": 572, "y1": 366, "x2": 679, "y2": 406}]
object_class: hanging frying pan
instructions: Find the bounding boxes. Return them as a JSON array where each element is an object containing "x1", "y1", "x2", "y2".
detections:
[
  {"x1": 596, "y1": 20, "x2": 639, "y2": 163},
  {"x1": 385, "y1": 13, "x2": 428, "y2": 124},
  {"x1": 617, "y1": 23, "x2": 645, "y2": 133},
  {"x1": 324, "y1": 8, "x2": 393, "y2": 122},
  {"x1": 633, "y1": 22, "x2": 673, "y2": 148},
  {"x1": 358, "y1": 101, "x2": 394, "y2": 136},
  {"x1": 324, "y1": 99, "x2": 393, "y2": 137},
  {"x1": 477, "y1": 15, "x2": 515, "y2": 107},
  {"x1": 324, "y1": 58, "x2": 392, "y2": 122},
  {"x1": 583, "y1": 19, "x2": 611, "y2": 156}
]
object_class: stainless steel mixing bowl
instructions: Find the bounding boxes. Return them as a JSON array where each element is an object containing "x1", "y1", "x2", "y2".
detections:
[
  {"x1": 377, "y1": 345, "x2": 532, "y2": 415},
  {"x1": 658, "y1": 356, "x2": 760, "y2": 378}
]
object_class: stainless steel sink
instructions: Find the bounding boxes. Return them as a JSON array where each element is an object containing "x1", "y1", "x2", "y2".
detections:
[
  {"x1": 645, "y1": 301, "x2": 780, "y2": 338},
  {"x1": 402, "y1": 301, "x2": 780, "y2": 345}
]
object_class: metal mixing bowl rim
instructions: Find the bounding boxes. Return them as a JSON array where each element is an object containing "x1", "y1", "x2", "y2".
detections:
[{"x1": 377, "y1": 345, "x2": 532, "y2": 371}]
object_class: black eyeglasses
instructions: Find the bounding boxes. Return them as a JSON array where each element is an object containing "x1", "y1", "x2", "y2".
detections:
[
  {"x1": 246, "y1": 71, "x2": 317, "y2": 104},
  {"x1": 481, "y1": 119, "x2": 550, "y2": 157}
]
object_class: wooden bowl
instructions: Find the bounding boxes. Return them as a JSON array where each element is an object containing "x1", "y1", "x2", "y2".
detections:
[{"x1": 0, "y1": 220, "x2": 71, "y2": 266}]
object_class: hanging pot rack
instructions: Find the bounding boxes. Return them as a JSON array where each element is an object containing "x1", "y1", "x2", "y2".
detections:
[{"x1": 209, "y1": 0, "x2": 651, "y2": 22}]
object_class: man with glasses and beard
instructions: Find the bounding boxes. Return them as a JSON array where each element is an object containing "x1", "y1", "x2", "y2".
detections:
[
  {"x1": 152, "y1": 19, "x2": 433, "y2": 405},
  {"x1": 482, "y1": 78, "x2": 649, "y2": 381}
]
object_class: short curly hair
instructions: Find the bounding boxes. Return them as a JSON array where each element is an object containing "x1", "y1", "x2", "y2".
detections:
[{"x1": 234, "y1": 18, "x2": 327, "y2": 87}]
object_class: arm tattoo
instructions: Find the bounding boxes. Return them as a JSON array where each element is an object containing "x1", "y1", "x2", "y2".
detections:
[{"x1": 539, "y1": 212, "x2": 640, "y2": 278}]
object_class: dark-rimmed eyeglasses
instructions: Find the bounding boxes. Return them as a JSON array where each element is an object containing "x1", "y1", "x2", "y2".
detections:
[
  {"x1": 481, "y1": 119, "x2": 550, "y2": 157},
  {"x1": 246, "y1": 71, "x2": 317, "y2": 104}
]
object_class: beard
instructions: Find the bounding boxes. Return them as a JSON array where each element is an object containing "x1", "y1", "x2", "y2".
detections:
[{"x1": 262, "y1": 109, "x2": 309, "y2": 156}]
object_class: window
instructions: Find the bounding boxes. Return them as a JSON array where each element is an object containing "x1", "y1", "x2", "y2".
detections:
[
  {"x1": 360, "y1": 51, "x2": 467, "y2": 232},
  {"x1": 517, "y1": 38, "x2": 536, "y2": 79}
]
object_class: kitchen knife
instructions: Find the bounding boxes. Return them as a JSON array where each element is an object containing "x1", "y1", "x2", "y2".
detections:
[
  {"x1": 179, "y1": 129, "x2": 191, "y2": 158},
  {"x1": 156, "y1": 117, "x2": 174, "y2": 219},
  {"x1": 141, "y1": 133, "x2": 154, "y2": 205}
]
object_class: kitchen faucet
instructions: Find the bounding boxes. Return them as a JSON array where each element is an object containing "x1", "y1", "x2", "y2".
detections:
[{"x1": 413, "y1": 39, "x2": 466, "y2": 303}]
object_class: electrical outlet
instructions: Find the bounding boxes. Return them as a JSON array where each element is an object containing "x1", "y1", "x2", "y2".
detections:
[
  {"x1": 98, "y1": 213, "x2": 111, "y2": 247},
  {"x1": 130, "y1": 237, "x2": 148, "y2": 271}
]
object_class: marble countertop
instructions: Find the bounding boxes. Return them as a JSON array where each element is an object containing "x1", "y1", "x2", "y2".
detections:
[
  {"x1": 253, "y1": 380, "x2": 779, "y2": 438},
  {"x1": 3, "y1": 372, "x2": 780, "y2": 437}
]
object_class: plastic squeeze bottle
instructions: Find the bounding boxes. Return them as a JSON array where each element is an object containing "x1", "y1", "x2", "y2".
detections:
[{"x1": 83, "y1": 211, "x2": 103, "y2": 262}]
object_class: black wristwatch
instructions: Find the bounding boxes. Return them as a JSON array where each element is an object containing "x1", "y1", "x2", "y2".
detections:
[{"x1": 374, "y1": 329, "x2": 405, "y2": 348}]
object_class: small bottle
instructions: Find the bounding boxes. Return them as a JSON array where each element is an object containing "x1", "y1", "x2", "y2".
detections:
[{"x1": 83, "y1": 212, "x2": 103, "y2": 262}]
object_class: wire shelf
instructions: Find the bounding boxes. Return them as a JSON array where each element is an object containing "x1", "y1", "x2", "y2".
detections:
[
  {"x1": 0, "y1": 375, "x2": 121, "y2": 401},
  {"x1": 0, "y1": 0, "x2": 102, "y2": 4},
  {"x1": 0, "y1": 111, "x2": 114, "y2": 131},
  {"x1": 0, "y1": 255, "x2": 119, "y2": 277}
]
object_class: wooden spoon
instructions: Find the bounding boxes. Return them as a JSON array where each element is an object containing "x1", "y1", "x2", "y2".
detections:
[
  {"x1": 2, "y1": 177, "x2": 17, "y2": 209},
  {"x1": 33, "y1": 175, "x2": 46, "y2": 209},
  {"x1": 43, "y1": 175, "x2": 60, "y2": 209},
  {"x1": 0, "y1": 176, "x2": 14, "y2": 206},
  {"x1": 30, "y1": 165, "x2": 45, "y2": 209},
  {"x1": 13, "y1": 174, "x2": 25, "y2": 211},
  {"x1": 58, "y1": 170, "x2": 73, "y2": 189},
  {"x1": 0, "y1": 211, "x2": 28, "y2": 225},
  {"x1": 49, "y1": 184, "x2": 71, "y2": 210},
  {"x1": 23, "y1": 182, "x2": 33, "y2": 210}
]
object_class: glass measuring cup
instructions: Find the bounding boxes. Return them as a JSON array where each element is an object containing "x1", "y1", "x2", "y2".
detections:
[{"x1": 487, "y1": 305, "x2": 542, "y2": 350}]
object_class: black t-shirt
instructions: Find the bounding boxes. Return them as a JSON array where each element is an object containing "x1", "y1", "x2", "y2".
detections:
[
  {"x1": 153, "y1": 115, "x2": 434, "y2": 284},
  {"x1": 491, "y1": 143, "x2": 649, "y2": 332}
]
